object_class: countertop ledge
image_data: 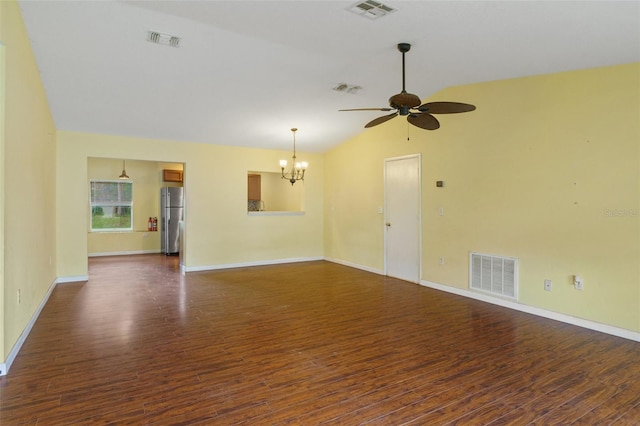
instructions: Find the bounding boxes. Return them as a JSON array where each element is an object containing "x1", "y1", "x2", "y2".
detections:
[{"x1": 248, "y1": 211, "x2": 305, "y2": 216}]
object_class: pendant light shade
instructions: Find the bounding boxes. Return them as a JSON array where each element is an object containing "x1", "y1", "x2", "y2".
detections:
[{"x1": 119, "y1": 160, "x2": 130, "y2": 180}]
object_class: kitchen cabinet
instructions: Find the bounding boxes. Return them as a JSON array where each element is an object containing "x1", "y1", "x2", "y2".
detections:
[
  {"x1": 163, "y1": 169, "x2": 183, "y2": 182},
  {"x1": 248, "y1": 174, "x2": 261, "y2": 201}
]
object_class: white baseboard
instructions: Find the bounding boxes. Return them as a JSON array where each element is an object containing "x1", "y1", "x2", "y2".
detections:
[
  {"x1": 421, "y1": 280, "x2": 640, "y2": 343},
  {"x1": 183, "y1": 256, "x2": 324, "y2": 273},
  {"x1": 324, "y1": 257, "x2": 385, "y2": 276},
  {"x1": 88, "y1": 249, "x2": 161, "y2": 257},
  {"x1": 56, "y1": 275, "x2": 89, "y2": 283},
  {"x1": 0, "y1": 278, "x2": 58, "y2": 376}
]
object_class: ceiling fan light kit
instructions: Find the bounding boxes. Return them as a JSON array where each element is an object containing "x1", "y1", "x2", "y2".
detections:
[{"x1": 340, "y1": 43, "x2": 476, "y2": 130}]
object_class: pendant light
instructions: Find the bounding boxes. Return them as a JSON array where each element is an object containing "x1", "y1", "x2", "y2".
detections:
[
  {"x1": 279, "y1": 128, "x2": 308, "y2": 186},
  {"x1": 118, "y1": 160, "x2": 130, "y2": 180}
]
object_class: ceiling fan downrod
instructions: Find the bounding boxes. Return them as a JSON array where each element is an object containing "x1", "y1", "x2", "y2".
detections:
[
  {"x1": 390, "y1": 43, "x2": 420, "y2": 115},
  {"x1": 398, "y1": 43, "x2": 411, "y2": 94}
]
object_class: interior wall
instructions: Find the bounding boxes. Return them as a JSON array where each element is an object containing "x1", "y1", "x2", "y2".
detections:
[
  {"x1": 57, "y1": 131, "x2": 324, "y2": 279},
  {"x1": 324, "y1": 63, "x2": 640, "y2": 332},
  {"x1": 0, "y1": 12, "x2": 5, "y2": 364},
  {"x1": 1, "y1": 0, "x2": 57, "y2": 361}
]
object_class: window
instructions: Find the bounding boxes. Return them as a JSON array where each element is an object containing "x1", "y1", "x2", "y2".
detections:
[{"x1": 90, "y1": 180, "x2": 133, "y2": 231}]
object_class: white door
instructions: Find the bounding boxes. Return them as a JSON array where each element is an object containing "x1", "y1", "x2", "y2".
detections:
[{"x1": 384, "y1": 155, "x2": 421, "y2": 283}]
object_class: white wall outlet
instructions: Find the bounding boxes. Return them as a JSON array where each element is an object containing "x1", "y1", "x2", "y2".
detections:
[
  {"x1": 544, "y1": 279, "x2": 552, "y2": 291},
  {"x1": 377, "y1": 206, "x2": 384, "y2": 214},
  {"x1": 574, "y1": 275, "x2": 584, "y2": 290},
  {"x1": 17, "y1": 289, "x2": 21, "y2": 304},
  {"x1": 438, "y1": 207, "x2": 444, "y2": 216},
  {"x1": 439, "y1": 257, "x2": 445, "y2": 265}
]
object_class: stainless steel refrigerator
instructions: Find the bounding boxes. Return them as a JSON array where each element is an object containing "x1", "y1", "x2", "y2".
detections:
[{"x1": 160, "y1": 187, "x2": 184, "y2": 255}]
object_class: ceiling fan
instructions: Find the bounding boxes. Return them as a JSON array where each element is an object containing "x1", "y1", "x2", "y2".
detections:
[{"x1": 340, "y1": 43, "x2": 475, "y2": 130}]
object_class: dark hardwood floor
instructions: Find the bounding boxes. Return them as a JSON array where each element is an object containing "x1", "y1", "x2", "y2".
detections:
[{"x1": 1, "y1": 255, "x2": 639, "y2": 425}]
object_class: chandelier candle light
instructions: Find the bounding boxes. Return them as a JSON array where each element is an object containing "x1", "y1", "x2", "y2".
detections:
[{"x1": 279, "y1": 128, "x2": 308, "y2": 186}]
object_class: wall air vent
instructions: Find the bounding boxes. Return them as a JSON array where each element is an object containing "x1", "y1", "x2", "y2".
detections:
[
  {"x1": 470, "y1": 252, "x2": 518, "y2": 300},
  {"x1": 347, "y1": 0, "x2": 396, "y2": 19},
  {"x1": 147, "y1": 31, "x2": 181, "y2": 48}
]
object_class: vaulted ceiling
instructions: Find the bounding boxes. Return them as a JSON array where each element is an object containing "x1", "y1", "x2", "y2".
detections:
[{"x1": 18, "y1": 1, "x2": 640, "y2": 152}]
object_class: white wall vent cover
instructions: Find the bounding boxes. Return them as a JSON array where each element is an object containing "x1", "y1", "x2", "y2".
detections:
[
  {"x1": 147, "y1": 31, "x2": 181, "y2": 48},
  {"x1": 347, "y1": 1, "x2": 396, "y2": 19},
  {"x1": 470, "y1": 252, "x2": 518, "y2": 300}
]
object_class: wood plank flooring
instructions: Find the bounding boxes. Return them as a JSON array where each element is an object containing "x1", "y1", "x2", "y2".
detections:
[{"x1": 1, "y1": 255, "x2": 639, "y2": 425}]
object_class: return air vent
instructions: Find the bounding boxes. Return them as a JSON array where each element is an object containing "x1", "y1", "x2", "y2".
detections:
[
  {"x1": 347, "y1": 0, "x2": 396, "y2": 19},
  {"x1": 470, "y1": 253, "x2": 518, "y2": 299},
  {"x1": 147, "y1": 31, "x2": 181, "y2": 48}
]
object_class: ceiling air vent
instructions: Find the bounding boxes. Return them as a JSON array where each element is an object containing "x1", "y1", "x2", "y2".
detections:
[
  {"x1": 347, "y1": 0, "x2": 396, "y2": 19},
  {"x1": 333, "y1": 83, "x2": 362, "y2": 94},
  {"x1": 147, "y1": 31, "x2": 181, "y2": 48}
]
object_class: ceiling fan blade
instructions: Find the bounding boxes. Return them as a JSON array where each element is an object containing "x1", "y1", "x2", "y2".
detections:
[
  {"x1": 339, "y1": 108, "x2": 394, "y2": 112},
  {"x1": 418, "y1": 101, "x2": 476, "y2": 114},
  {"x1": 365, "y1": 112, "x2": 398, "y2": 128},
  {"x1": 407, "y1": 113, "x2": 440, "y2": 130}
]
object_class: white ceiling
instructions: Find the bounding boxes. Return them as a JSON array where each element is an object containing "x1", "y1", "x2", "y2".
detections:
[{"x1": 18, "y1": 0, "x2": 640, "y2": 152}]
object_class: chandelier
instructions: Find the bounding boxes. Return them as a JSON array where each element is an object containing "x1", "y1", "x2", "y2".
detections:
[{"x1": 279, "y1": 128, "x2": 308, "y2": 185}]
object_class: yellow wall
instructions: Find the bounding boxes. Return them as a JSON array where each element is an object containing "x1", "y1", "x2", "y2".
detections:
[
  {"x1": 1, "y1": 0, "x2": 57, "y2": 360},
  {"x1": 325, "y1": 63, "x2": 640, "y2": 332},
  {"x1": 0, "y1": 15, "x2": 5, "y2": 364},
  {"x1": 57, "y1": 131, "x2": 324, "y2": 278}
]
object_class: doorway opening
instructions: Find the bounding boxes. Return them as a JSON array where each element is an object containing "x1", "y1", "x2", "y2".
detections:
[{"x1": 87, "y1": 158, "x2": 186, "y2": 266}]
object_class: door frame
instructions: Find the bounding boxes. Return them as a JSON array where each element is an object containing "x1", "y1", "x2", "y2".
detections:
[{"x1": 383, "y1": 153, "x2": 422, "y2": 283}]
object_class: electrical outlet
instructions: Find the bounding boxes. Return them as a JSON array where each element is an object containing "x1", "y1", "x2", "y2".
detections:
[
  {"x1": 574, "y1": 275, "x2": 584, "y2": 290},
  {"x1": 17, "y1": 289, "x2": 21, "y2": 304},
  {"x1": 439, "y1": 257, "x2": 445, "y2": 265},
  {"x1": 544, "y1": 279, "x2": 552, "y2": 291}
]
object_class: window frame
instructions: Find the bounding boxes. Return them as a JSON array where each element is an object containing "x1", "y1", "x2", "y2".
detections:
[{"x1": 89, "y1": 179, "x2": 134, "y2": 232}]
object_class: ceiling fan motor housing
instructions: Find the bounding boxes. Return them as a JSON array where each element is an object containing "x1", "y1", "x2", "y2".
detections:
[
  {"x1": 389, "y1": 92, "x2": 421, "y2": 115},
  {"x1": 397, "y1": 43, "x2": 411, "y2": 53}
]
